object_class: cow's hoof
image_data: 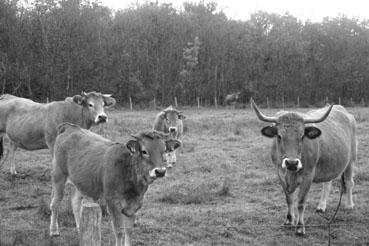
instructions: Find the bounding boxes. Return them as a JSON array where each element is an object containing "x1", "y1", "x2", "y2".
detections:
[
  {"x1": 295, "y1": 227, "x2": 305, "y2": 236},
  {"x1": 50, "y1": 231, "x2": 60, "y2": 237},
  {"x1": 283, "y1": 220, "x2": 294, "y2": 226},
  {"x1": 316, "y1": 208, "x2": 326, "y2": 213}
]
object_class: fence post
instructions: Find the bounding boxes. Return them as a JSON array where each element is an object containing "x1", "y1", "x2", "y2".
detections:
[
  {"x1": 350, "y1": 98, "x2": 354, "y2": 106},
  {"x1": 282, "y1": 96, "x2": 285, "y2": 109},
  {"x1": 174, "y1": 97, "x2": 178, "y2": 108},
  {"x1": 325, "y1": 96, "x2": 329, "y2": 105},
  {"x1": 129, "y1": 97, "x2": 133, "y2": 111},
  {"x1": 297, "y1": 96, "x2": 300, "y2": 108},
  {"x1": 153, "y1": 97, "x2": 156, "y2": 109},
  {"x1": 79, "y1": 200, "x2": 102, "y2": 246},
  {"x1": 338, "y1": 97, "x2": 341, "y2": 105},
  {"x1": 361, "y1": 98, "x2": 365, "y2": 106},
  {"x1": 214, "y1": 96, "x2": 218, "y2": 109},
  {"x1": 197, "y1": 97, "x2": 200, "y2": 109},
  {"x1": 266, "y1": 97, "x2": 270, "y2": 109},
  {"x1": 46, "y1": 97, "x2": 49, "y2": 103}
]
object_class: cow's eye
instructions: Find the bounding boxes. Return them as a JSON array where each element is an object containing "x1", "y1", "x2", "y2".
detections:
[
  {"x1": 141, "y1": 150, "x2": 149, "y2": 156},
  {"x1": 277, "y1": 135, "x2": 282, "y2": 142},
  {"x1": 88, "y1": 103, "x2": 94, "y2": 107}
]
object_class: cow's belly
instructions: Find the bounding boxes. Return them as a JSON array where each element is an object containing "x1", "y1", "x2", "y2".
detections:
[
  {"x1": 6, "y1": 114, "x2": 47, "y2": 150},
  {"x1": 313, "y1": 148, "x2": 351, "y2": 183}
]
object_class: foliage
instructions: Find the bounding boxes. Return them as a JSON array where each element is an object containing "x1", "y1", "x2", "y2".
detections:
[{"x1": 1, "y1": 0, "x2": 369, "y2": 106}]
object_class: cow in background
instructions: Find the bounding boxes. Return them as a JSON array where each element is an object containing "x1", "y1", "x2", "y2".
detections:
[
  {"x1": 224, "y1": 92, "x2": 240, "y2": 107},
  {"x1": 153, "y1": 105, "x2": 186, "y2": 168},
  {"x1": 50, "y1": 124, "x2": 181, "y2": 246},
  {"x1": 0, "y1": 91, "x2": 116, "y2": 174},
  {"x1": 251, "y1": 99, "x2": 356, "y2": 235}
]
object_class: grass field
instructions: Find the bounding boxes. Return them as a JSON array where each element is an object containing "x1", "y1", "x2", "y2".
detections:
[{"x1": 1, "y1": 107, "x2": 369, "y2": 246}]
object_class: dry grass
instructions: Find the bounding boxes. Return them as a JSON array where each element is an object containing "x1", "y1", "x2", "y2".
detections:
[{"x1": 1, "y1": 107, "x2": 369, "y2": 245}]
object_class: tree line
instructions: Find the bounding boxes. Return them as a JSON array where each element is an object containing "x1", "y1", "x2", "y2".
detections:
[{"x1": 1, "y1": 0, "x2": 369, "y2": 107}]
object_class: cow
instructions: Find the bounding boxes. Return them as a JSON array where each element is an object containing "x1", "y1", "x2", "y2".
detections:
[
  {"x1": 49, "y1": 123, "x2": 181, "y2": 246},
  {"x1": 0, "y1": 91, "x2": 115, "y2": 175},
  {"x1": 251, "y1": 98, "x2": 356, "y2": 235},
  {"x1": 224, "y1": 92, "x2": 240, "y2": 106},
  {"x1": 152, "y1": 105, "x2": 186, "y2": 168}
]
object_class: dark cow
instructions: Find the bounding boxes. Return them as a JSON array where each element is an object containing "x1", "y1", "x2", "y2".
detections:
[
  {"x1": 224, "y1": 92, "x2": 240, "y2": 106},
  {"x1": 0, "y1": 92, "x2": 115, "y2": 174},
  {"x1": 251, "y1": 99, "x2": 356, "y2": 235},
  {"x1": 49, "y1": 123, "x2": 181, "y2": 246},
  {"x1": 152, "y1": 105, "x2": 185, "y2": 167}
]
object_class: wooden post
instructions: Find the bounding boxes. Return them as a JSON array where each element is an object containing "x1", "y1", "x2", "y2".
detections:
[
  {"x1": 361, "y1": 98, "x2": 365, "y2": 106},
  {"x1": 325, "y1": 96, "x2": 328, "y2": 105},
  {"x1": 282, "y1": 96, "x2": 285, "y2": 109},
  {"x1": 339, "y1": 97, "x2": 341, "y2": 105},
  {"x1": 129, "y1": 97, "x2": 133, "y2": 111},
  {"x1": 266, "y1": 97, "x2": 270, "y2": 109},
  {"x1": 174, "y1": 97, "x2": 178, "y2": 108},
  {"x1": 297, "y1": 96, "x2": 300, "y2": 108},
  {"x1": 79, "y1": 200, "x2": 102, "y2": 246},
  {"x1": 153, "y1": 97, "x2": 156, "y2": 109},
  {"x1": 46, "y1": 97, "x2": 49, "y2": 103},
  {"x1": 351, "y1": 98, "x2": 354, "y2": 106},
  {"x1": 214, "y1": 96, "x2": 218, "y2": 109},
  {"x1": 197, "y1": 97, "x2": 200, "y2": 109}
]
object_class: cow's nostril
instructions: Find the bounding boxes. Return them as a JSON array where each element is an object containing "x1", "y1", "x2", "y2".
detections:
[
  {"x1": 169, "y1": 128, "x2": 175, "y2": 132},
  {"x1": 98, "y1": 115, "x2": 107, "y2": 122},
  {"x1": 155, "y1": 169, "x2": 166, "y2": 177}
]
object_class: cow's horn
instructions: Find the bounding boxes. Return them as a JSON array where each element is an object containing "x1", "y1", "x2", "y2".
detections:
[
  {"x1": 81, "y1": 91, "x2": 87, "y2": 97},
  {"x1": 250, "y1": 98, "x2": 278, "y2": 123},
  {"x1": 304, "y1": 104, "x2": 333, "y2": 124}
]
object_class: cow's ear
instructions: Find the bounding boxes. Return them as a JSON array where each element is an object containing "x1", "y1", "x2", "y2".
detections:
[
  {"x1": 159, "y1": 112, "x2": 166, "y2": 119},
  {"x1": 166, "y1": 139, "x2": 181, "y2": 152},
  {"x1": 304, "y1": 126, "x2": 321, "y2": 139},
  {"x1": 178, "y1": 113, "x2": 186, "y2": 120},
  {"x1": 73, "y1": 95, "x2": 85, "y2": 105},
  {"x1": 103, "y1": 95, "x2": 116, "y2": 107},
  {"x1": 126, "y1": 140, "x2": 139, "y2": 154},
  {"x1": 261, "y1": 126, "x2": 278, "y2": 138}
]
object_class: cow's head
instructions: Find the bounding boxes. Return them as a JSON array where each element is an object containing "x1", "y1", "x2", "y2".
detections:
[
  {"x1": 160, "y1": 105, "x2": 186, "y2": 138},
  {"x1": 72, "y1": 91, "x2": 116, "y2": 125},
  {"x1": 126, "y1": 131, "x2": 181, "y2": 183},
  {"x1": 251, "y1": 99, "x2": 333, "y2": 172}
]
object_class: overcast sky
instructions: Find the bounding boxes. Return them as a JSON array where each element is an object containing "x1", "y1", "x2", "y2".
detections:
[{"x1": 100, "y1": 0, "x2": 369, "y2": 22}]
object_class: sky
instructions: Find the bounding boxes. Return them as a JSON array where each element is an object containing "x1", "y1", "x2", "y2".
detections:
[{"x1": 99, "y1": 0, "x2": 369, "y2": 22}]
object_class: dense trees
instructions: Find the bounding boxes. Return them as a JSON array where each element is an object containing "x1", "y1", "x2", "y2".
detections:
[{"x1": 1, "y1": 0, "x2": 369, "y2": 107}]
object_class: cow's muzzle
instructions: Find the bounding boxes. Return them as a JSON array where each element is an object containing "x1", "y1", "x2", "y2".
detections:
[
  {"x1": 149, "y1": 167, "x2": 166, "y2": 178},
  {"x1": 169, "y1": 127, "x2": 177, "y2": 133},
  {"x1": 282, "y1": 158, "x2": 302, "y2": 171}
]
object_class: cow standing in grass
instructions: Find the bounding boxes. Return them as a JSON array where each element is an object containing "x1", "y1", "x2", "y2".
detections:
[
  {"x1": 251, "y1": 99, "x2": 356, "y2": 235},
  {"x1": 0, "y1": 91, "x2": 115, "y2": 174},
  {"x1": 153, "y1": 105, "x2": 186, "y2": 168},
  {"x1": 49, "y1": 123, "x2": 181, "y2": 246},
  {"x1": 224, "y1": 92, "x2": 240, "y2": 107}
]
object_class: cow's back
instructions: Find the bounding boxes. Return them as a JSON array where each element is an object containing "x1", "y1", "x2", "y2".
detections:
[
  {"x1": 307, "y1": 105, "x2": 356, "y2": 182},
  {"x1": 54, "y1": 124, "x2": 112, "y2": 199}
]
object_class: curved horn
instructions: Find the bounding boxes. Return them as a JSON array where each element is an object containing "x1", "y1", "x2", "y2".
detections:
[
  {"x1": 81, "y1": 91, "x2": 87, "y2": 97},
  {"x1": 304, "y1": 104, "x2": 333, "y2": 124},
  {"x1": 250, "y1": 98, "x2": 278, "y2": 123}
]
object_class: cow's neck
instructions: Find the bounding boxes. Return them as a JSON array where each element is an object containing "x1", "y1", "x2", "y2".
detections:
[{"x1": 63, "y1": 102, "x2": 93, "y2": 129}]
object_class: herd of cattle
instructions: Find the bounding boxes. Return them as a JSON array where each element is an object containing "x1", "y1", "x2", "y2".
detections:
[{"x1": 0, "y1": 92, "x2": 359, "y2": 245}]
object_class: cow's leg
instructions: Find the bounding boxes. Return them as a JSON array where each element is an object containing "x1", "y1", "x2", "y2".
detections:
[
  {"x1": 296, "y1": 178, "x2": 313, "y2": 236},
  {"x1": 0, "y1": 135, "x2": 9, "y2": 170},
  {"x1": 107, "y1": 201, "x2": 123, "y2": 246},
  {"x1": 123, "y1": 213, "x2": 135, "y2": 246},
  {"x1": 316, "y1": 181, "x2": 332, "y2": 213},
  {"x1": 283, "y1": 191, "x2": 295, "y2": 226},
  {"x1": 9, "y1": 140, "x2": 18, "y2": 175},
  {"x1": 71, "y1": 188, "x2": 83, "y2": 231},
  {"x1": 342, "y1": 163, "x2": 354, "y2": 209},
  {"x1": 50, "y1": 168, "x2": 67, "y2": 236}
]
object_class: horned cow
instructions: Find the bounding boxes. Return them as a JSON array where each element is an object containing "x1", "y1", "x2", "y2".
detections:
[{"x1": 251, "y1": 99, "x2": 356, "y2": 235}]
